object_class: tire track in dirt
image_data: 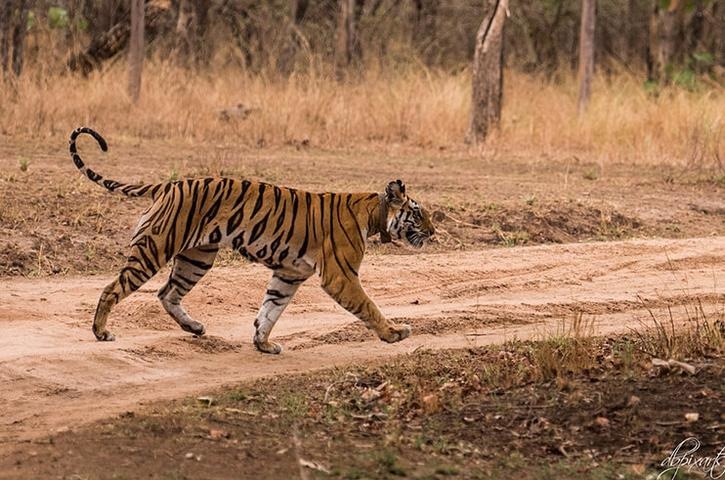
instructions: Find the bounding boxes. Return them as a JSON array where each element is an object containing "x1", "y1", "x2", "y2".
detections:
[{"x1": 0, "y1": 237, "x2": 723, "y2": 453}]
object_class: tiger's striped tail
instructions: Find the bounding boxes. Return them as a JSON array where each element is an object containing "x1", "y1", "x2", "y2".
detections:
[{"x1": 69, "y1": 127, "x2": 157, "y2": 198}]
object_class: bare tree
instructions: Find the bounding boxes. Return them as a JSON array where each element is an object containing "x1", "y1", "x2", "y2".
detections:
[
  {"x1": 128, "y1": 0, "x2": 144, "y2": 102},
  {"x1": 647, "y1": 0, "x2": 683, "y2": 83},
  {"x1": 276, "y1": 0, "x2": 309, "y2": 76},
  {"x1": 174, "y1": 0, "x2": 213, "y2": 65},
  {"x1": 335, "y1": 0, "x2": 363, "y2": 77},
  {"x1": 1, "y1": 0, "x2": 31, "y2": 77},
  {"x1": 0, "y1": 0, "x2": 10, "y2": 74},
  {"x1": 411, "y1": 0, "x2": 439, "y2": 56},
  {"x1": 466, "y1": 0, "x2": 509, "y2": 144},
  {"x1": 10, "y1": 0, "x2": 29, "y2": 76},
  {"x1": 577, "y1": 0, "x2": 596, "y2": 115}
]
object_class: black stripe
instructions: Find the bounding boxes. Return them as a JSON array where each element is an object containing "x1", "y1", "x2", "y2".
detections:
[
  {"x1": 346, "y1": 195, "x2": 365, "y2": 247},
  {"x1": 251, "y1": 183, "x2": 266, "y2": 218},
  {"x1": 165, "y1": 183, "x2": 186, "y2": 260},
  {"x1": 273, "y1": 186, "x2": 281, "y2": 213},
  {"x1": 72, "y1": 153, "x2": 84, "y2": 169},
  {"x1": 249, "y1": 211, "x2": 271, "y2": 244},
  {"x1": 270, "y1": 234, "x2": 282, "y2": 256},
  {"x1": 176, "y1": 254, "x2": 213, "y2": 270},
  {"x1": 227, "y1": 207, "x2": 245, "y2": 235},
  {"x1": 209, "y1": 226, "x2": 222, "y2": 243},
  {"x1": 336, "y1": 194, "x2": 357, "y2": 247},
  {"x1": 285, "y1": 190, "x2": 299, "y2": 243},
  {"x1": 181, "y1": 182, "x2": 201, "y2": 249},
  {"x1": 135, "y1": 185, "x2": 151, "y2": 196},
  {"x1": 328, "y1": 194, "x2": 351, "y2": 280},
  {"x1": 233, "y1": 180, "x2": 251, "y2": 209},
  {"x1": 232, "y1": 232, "x2": 246, "y2": 250},
  {"x1": 273, "y1": 200, "x2": 287, "y2": 235},
  {"x1": 276, "y1": 274, "x2": 303, "y2": 285}
]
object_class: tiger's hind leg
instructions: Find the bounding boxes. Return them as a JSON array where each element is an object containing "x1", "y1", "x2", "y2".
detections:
[
  {"x1": 157, "y1": 245, "x2": 219, "y2": 336},
  {"x1": 93, "y1": 237, "x2": 165, "y2": 341},
  {"x1": 253, "y1": 273, "x2": 308, "y2": 354}
]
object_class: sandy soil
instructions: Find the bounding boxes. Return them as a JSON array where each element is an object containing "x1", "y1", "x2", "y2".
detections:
[{"x1": 1, "y1": 236, "x2": 723, "y2": 457}]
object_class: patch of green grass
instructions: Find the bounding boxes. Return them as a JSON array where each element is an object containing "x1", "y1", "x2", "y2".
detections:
[
  {"x1": 376, "y1": 449, "x2": 407, "y2": 477},
  {"x1": 434, "y1": 465, "x2": 459, "y2": 476},
  {"x1": 281, "y1": 392, "x2": 308, "y2": 419}
]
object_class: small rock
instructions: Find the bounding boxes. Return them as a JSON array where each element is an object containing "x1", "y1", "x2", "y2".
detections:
[
  {"x1": 626, "y1": 395, "x2": 641, "y2": 407},
  {"x1": 594, "y1": 417, "x2": 610, "y2": 429},
  {"x1": 421, "y1": 394, "x2": 440, "y2": 414},
  {"x1": 209, "y1": 429, "x2": 228, "y2": 440},
  {"x1": 360, "y1": 388, "x2": 382, "y2": 402},
  {"x1": 685, "y1": 412, "x2": 699, "y2": 423},
  {"x1": 184, "y1": 452, "x2": 194, "y2": 459}
]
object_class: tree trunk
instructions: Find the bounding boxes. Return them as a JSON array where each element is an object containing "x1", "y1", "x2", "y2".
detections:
[
  {"x1": 175, "y1": 0, "x2": 192, "y2": 61},
  {"x1": 128, "y1": 0, "x2": 144, "y2": 103},
  {"x1": 174, "y1": 0, "x2": 211, "y2": 66},
  {"x1": 411, "y1": 0, "x2": 439, "y2": 63},
  {"x1": 466, "y1": 0, "x2": 508, "y2": 145},
  {"x1": 0, "y1": 0, "x2": 11, "y2": 74},
  {"x1": 335, "y1": 0, "x2": 363, "y2": 78},
  {"x1": 647, "y1": 0, "x2": 682, "y2": 83},
  {"x1": 577, "y1": 0, "x2": 596, "y2": 115},
  {"x1": 1, "y1": 0, "x2": 30, "y2": 77},
  {"x1": 276, "y1": 0, "x2": 309, "y2": 76},
  {"x1": 10, "y1": 0, "x2": 29, "y2": 76}
]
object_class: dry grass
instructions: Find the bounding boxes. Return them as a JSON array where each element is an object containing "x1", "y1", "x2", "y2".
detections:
[
  {"x1": 632, "y1": 296, "x2": 725, "y2": 360},
  {"x1": 0, "y1": 63, "x2": 722, "y2": 166}
]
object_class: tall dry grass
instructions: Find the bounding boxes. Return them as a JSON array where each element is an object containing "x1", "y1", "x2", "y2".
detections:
[{"x1": 0, "y1": 63, "x2": 722, "y2": 166}]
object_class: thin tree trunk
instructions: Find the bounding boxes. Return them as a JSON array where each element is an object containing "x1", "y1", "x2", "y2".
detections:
[
  {"x1": 276, "y1": 0, "x2": 309, "y2": 76},
  {"x1": 648, "y1": 0, "x2": 682, "y2": 83},
  {"x1": 577, "y1": 0, "x2": 595, "y2": 115},
  {"x1": 175, "y1": 0, "x2": 192, "y2": 63},
  {"x1": 10, "y1": 0, "x2": 29, "y2": 76},
  {"x1": 128, "y1": 0, "x2": 144, "y2": 103},
  {"x1": 0, "y1": 0, "x2": 11, "y2": 74},
  {"x1": 411, "y1": 0, "x2": 439, "y2": 63},
  {"x1": 335, "y1": 0, "x2": 362, "y2": 78},
  {"x1": 624, "y1": 0, "x2": 636, "y2": 63},
  {"x1": 466, "y1": 0, "x2": 509, "y2": 144}
]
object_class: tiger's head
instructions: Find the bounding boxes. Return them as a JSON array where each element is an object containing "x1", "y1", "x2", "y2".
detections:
[{"x1": 384, "y1": 180, "x2": 435, "y2": 248}]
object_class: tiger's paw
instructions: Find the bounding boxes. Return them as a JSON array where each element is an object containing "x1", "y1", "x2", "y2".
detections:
[
  {"x1": 180, "y1": 320, "x2": 206, "y2": 336},
  {"x1": 93, "y1": 328, "x2": 116, "y2": 342},
  {"x1": 381, "y1": 324, "x2": 411, "y2": 343},
  {"x1": 254, "y1": 340, "x2": 283, "y2": 355}
]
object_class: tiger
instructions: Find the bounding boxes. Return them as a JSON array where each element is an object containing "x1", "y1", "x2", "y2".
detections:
[{"x1": 69, "y1": 127, "x2": 435, "y2": 353}]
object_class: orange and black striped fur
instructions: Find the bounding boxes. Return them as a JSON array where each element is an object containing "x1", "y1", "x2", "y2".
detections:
[{"x1": 69, "y1": 127, "x2": 435, "y2": 353}]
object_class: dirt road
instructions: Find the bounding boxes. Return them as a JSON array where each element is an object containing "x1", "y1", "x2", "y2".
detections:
[{"x1": 1, "y1": 237, "x2": 723, "y2": 454}]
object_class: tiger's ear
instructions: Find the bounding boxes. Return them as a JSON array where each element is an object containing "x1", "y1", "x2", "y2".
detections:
[{"x1": 385, "y1": 179, "x2": 407, "y2": 208}]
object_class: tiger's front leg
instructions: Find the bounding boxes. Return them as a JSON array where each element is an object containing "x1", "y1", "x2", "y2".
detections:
[
  {"x1": 321, "y1": 276, "x2": 411, "y2": 344},
  {"x1": 253, "y1": 273, "x2": 308, "y2": 354}
]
